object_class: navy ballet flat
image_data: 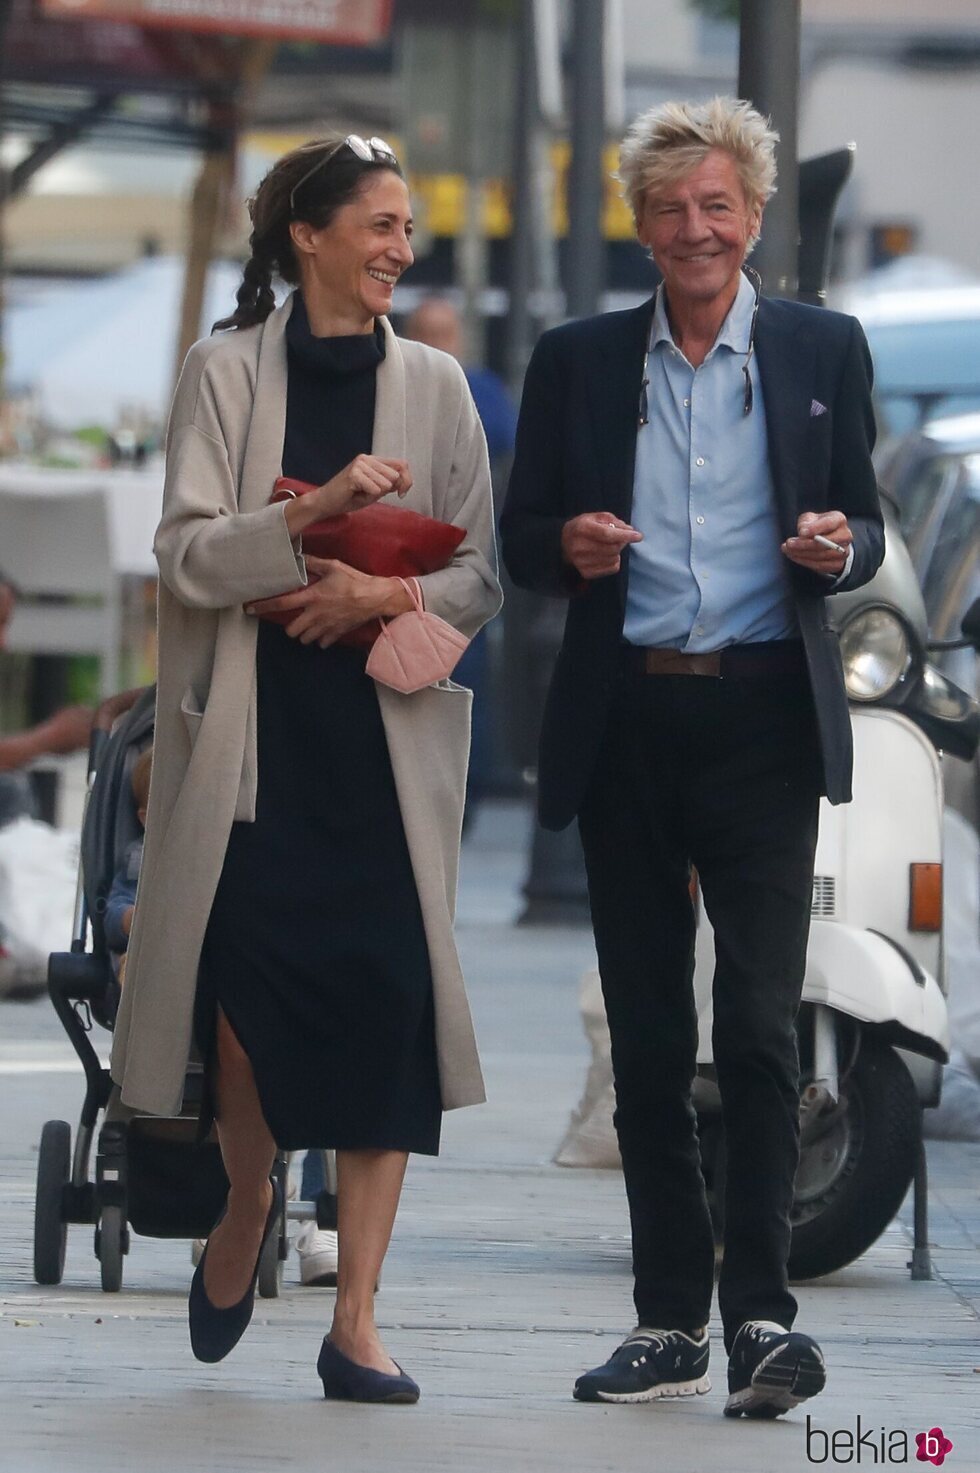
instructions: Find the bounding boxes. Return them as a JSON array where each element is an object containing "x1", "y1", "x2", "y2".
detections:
[
  {"x1": 317, "y1": 1337, "x2": 420, "y2": 1404},
  {"x1": 189, "y1": 1177, "x2": 281, "y2": 1364}
]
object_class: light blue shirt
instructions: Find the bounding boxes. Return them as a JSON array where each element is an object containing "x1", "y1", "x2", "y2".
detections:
[{"x1": 623, "y1": 271, "x2": 799, "y2": 651}]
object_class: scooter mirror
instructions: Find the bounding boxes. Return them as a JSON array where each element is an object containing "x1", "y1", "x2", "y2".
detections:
[{"x1": 960, "y1": 597, "x2": 980, "y2": 650}]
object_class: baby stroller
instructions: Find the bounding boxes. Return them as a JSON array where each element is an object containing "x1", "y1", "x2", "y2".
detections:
[{"x1": 32, "y1": 687, "x2": 290, "y2": 1294}]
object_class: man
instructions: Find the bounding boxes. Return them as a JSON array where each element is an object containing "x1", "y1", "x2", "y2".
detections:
[
  {"x1": 500, "y1": 98, "x2": 883, "y2": 1418},
  {"x1": 0, "y1": 575, "x2": 93, "y2": 825},
  {"x1": 404, "y1": 298, "x2": 518, "y2": 819},
  {"x1": 404, "y1": 298, "x2": 517, "y2": 464}
]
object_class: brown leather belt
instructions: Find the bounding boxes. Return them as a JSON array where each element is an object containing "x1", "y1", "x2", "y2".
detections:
[{"x1": 622, "y1": 641, "x2": 806, "y2": 678}]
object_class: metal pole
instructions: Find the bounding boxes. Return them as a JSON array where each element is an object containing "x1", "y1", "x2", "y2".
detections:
[
  {"x1": 566, "y1": 0, "x2": 605, "y2": 319},
  {"x1": 518, "y1": 0, "x2": 602, "y2": 924},
  {"x1": 505, "y1": 1, "x2": 538, "y2": 395},
  {"x1": 738, "y1": 0, "x2": 801, "y2": 299}
]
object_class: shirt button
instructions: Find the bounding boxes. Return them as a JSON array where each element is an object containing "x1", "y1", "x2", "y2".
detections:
[
  {"x1": 696, "y1": 516, "x2": 705, "y2": 525},
  {"x1": 696, "y1": 457, "x2": 705, "y2": 467},
  {"x1": 683, "y1": 398, "x2": 691, "y2": 407}
]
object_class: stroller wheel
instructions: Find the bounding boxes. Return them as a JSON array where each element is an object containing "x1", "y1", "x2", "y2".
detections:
[
  {"x1": 257, "y1": 1198, "x2": 284, "y2": 1300},
  {"x1": 34, "y1": 1120, "x2": 71, "y2": 1285},
  {"x1": 98, "y1": 1206, "x2": 127, "y2": 1292}
]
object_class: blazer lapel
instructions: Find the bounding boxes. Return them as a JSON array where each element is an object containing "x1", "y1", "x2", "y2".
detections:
[
  {"x1": 588, "y1": 297, "x2": 654, "y2": 523},
  {"x1": 754, "y1": 298, "x2": 817, "y2": 539}
]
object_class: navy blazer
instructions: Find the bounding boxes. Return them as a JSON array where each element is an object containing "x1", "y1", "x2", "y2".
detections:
[{"x1": 500, "y1": 293, "x2": 886, "y2": 831}]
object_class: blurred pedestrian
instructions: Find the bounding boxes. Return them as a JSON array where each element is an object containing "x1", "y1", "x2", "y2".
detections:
[
  {"x1": 501, "y1": 96, "x2": 884, "y2": 1418},
  {"x1": 404, "y1": 299, "x2": 517, "y2": 822},
  {"x1": 405, "y1": 298, "x2": 517, "y2": 463},
  {"x1": 109, "y1": 132, "x2": 501, "y2": 1402},
  {"x1": 0, "y1": 575, "x2": 93, "y2": 826}
]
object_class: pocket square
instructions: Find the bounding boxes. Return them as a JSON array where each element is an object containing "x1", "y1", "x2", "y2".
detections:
[{"x1": 810, "y1": 399, "x2": 827, "y2": 417}]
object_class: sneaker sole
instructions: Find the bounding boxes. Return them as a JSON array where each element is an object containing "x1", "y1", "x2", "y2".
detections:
[
  {"x1": 301, "y1": 1268, "x2": 339, "y2": 1287},
  {"x1": 575, "y1": 1374, "x2": 711, "y2": 1404},
  {"x1": 724, "y1": 1338, "x2": 826, "y2": 1419}
]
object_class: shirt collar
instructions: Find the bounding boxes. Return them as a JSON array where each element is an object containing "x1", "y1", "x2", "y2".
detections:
[{"x1": 650, "y1": 268, "x2": 757, "y2": 357}]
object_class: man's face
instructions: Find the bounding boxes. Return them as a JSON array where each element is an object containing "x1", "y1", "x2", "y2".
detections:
[{"x1": 636, "y1": 148, "x2": 761, "y2": 311}]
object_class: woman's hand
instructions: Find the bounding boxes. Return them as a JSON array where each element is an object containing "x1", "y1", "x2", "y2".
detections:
[
  {"x1": 245, "y1": 557, "x2": 415, "y2": 647},
  {"x1": 282, "y1": 456, "x2": 413, "y2": 541}
]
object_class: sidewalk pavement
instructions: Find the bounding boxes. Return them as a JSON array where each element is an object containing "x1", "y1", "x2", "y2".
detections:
[{"x1": 1, "y1": 800, "x2": 978, "y2": 1473}]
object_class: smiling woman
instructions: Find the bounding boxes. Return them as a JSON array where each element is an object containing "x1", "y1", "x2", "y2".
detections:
[{"x1": 109, "y1": 130, "x2": 501, "y2": 1404}]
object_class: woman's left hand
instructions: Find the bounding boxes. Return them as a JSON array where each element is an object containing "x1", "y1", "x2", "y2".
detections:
[{"x1": 245, "y1": 557, "x2": 411, "y2": 646}]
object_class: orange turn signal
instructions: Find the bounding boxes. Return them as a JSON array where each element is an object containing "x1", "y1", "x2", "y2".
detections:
[{"x1": 909, "y1": 863, "x2": 942, "y2": 932}]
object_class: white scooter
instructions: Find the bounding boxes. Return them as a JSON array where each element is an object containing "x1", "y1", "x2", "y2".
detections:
[{"x1": 693, "y1": 499, "x2": 980, "y2": 1279}]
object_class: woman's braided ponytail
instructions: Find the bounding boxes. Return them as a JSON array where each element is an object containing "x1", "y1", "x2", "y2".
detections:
[{"x1": 212, "y1": 240, "x2": 277, "y2": 332}]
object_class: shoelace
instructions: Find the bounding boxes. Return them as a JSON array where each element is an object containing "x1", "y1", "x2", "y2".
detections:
[{"x1": 618, "y1": 1329, "x2": 670, "y2": 1356}]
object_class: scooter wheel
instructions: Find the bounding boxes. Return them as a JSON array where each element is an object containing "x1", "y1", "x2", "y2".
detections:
[{"x1": 789, "y1": 1038, "x2": 919, "y2": 1280}]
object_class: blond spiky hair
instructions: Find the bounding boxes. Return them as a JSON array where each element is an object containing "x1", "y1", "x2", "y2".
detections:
[{"x1": 618, "y1": 96, "x2": 779, "y2": 225}]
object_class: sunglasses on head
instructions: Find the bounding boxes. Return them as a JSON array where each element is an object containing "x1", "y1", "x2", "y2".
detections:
[{"x1": 289, "y1": 135, "x2": 399, "y2": 216}]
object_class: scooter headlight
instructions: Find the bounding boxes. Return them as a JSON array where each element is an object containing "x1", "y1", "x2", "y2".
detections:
[{"x1": 839, "y1": 607, "x2": 912, "y2": 702}]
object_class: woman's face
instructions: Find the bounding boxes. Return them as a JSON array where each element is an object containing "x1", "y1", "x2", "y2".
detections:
[{"x1": 292, "y1": 170, "x2": 414, "y2": 328}]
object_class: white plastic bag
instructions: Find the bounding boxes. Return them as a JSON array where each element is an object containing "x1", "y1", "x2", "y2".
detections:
[{"x1": 0, "y1": 817, "x2": 78, "y2": 998}]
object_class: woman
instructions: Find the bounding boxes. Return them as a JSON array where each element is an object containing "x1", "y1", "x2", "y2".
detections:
[{"x1": 109, "y1": 134, "x2": 502, "y2": 1402}]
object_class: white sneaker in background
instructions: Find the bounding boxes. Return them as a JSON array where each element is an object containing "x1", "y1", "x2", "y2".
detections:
[{"x1": 296, "y1": 1222, "x2": 339, "y2": 1286}]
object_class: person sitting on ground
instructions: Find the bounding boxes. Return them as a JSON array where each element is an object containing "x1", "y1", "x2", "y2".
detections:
[
  {"x1": 104, "y1": 747, "x2": 152, "y2": 987},
  {"x1": 0, "y1": 575, "x2": 94, "y2": 827}
]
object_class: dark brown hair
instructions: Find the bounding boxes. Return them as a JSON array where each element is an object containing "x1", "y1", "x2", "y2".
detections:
[{"x1": 213, "y1": 134, "x2": 405, "y2": 333}]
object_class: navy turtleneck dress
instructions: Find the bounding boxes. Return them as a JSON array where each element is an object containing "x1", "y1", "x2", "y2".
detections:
[{"x1": 198, "y1": 295, "x2": 442, "y2": 1155}]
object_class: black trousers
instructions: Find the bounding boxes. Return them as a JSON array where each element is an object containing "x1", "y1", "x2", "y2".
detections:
[{"x1": 577, "y1": 665, "x2": 821, "y2": 1351}]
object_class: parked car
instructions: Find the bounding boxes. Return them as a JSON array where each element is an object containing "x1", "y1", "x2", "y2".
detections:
[{"x1": 838, "y1": 285, "x2": 980, "y2": 439}]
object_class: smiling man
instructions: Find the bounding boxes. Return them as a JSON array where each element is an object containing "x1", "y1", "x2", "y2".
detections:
[{"x1": 500, "y1": 98, "x2": 885, "y2": 1418}]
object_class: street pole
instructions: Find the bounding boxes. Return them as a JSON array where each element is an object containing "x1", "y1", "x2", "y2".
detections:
[
  {"x1": 505, "y1": 1, "x2": 538, "y2": 395},
  {"x1": 566, "y1": 0, "x2": 605, "y2": 319},
  {"x1": 738, "y1": 0, "x2": 801, "y2": 299},
  {"x1": 519, "y1": 0, "x2": 606, "y2": 924}
]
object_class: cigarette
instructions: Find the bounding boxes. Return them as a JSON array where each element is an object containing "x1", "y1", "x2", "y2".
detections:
[{"x1": 813, "y1": 534, "x2": 845, "y2": 552}]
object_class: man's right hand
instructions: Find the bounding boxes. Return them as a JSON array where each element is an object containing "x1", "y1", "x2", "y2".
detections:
[{"x1": 561, "y1": 513, "x2": 643, "y2": 580}]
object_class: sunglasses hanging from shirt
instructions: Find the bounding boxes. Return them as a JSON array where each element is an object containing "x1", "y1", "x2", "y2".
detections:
[
  {"x1": 289, "y1": 135, "x2": 399, "y2": 217},
  {"x1": 638, "y1": 264, "x2": 763, "y2": 428}
]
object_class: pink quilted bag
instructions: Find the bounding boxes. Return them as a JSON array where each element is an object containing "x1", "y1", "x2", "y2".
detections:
[{"x1": 365, "y1": 578, "x2": 470, "y2": 694}]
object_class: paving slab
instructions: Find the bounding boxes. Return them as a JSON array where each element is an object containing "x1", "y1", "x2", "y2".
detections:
[{"x1": 1, "y1": 801, "x2": 978, "y2": 1473}]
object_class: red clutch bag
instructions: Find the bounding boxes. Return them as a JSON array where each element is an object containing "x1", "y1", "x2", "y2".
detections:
[{"x1": 258, "y1": 477, "x2": 467, "y2": 647}]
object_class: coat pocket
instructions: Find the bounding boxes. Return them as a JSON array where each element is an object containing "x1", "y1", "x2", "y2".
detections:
[
  {"x1": 178, "y1": 686, "x2": 255, "y2": 821},
  {"x1": 179, "y1": 688, "x2": 205, "y2": 749}
]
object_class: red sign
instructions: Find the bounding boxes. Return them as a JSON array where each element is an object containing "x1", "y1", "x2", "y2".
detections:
[{"x1": 39, "y1": 0, "x2": 393, "y2": 44}]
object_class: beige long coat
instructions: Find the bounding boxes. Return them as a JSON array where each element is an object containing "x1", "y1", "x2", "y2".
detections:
[{"x1": 110, "y1": 296, "x2": 502, "y2": 1119}]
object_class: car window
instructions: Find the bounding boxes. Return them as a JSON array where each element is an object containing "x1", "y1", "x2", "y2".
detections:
[
  {"x1": 865, "y1": 319, "x2": 980, "y2": 434},
  {"x1": 921, "y1": 454, "x2": 980, "y2": 635},
  {"x1": 894, "y1": 453, "x2": 957, "y2": 556}
]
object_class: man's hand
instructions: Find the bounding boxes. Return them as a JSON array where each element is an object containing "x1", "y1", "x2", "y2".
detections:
[
  {"x1": 561, "y1": 513, "x2": 643, "y2": 580},
  {"x1": 782, "y1": 511, "x2": 852, "y2": 575}
]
